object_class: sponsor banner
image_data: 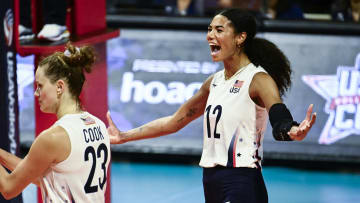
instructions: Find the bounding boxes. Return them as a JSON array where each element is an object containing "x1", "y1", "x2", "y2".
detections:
[{"x1": 0, "y1": 0, "x2": 22, "y2": 202}]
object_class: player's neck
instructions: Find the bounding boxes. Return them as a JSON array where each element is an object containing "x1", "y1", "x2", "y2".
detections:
[
  {"x1": 223, "y1": 54, "x2": 250, "y2": 80},
  {"x1": 56, "y1": 99, "x2": 82, "y2": 119}
]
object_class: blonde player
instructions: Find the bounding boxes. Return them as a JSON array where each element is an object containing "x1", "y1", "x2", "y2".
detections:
[{"x1": 0, "y1": 43, "x2": 110, "y2": 202}]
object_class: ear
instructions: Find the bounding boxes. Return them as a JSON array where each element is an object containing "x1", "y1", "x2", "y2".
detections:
[
  {"x1": 236, "y1": 32, "x2": 247, "y2": 47},
  {"x1": 56, "y1": 79, "x2": 66, "y2": 95}
]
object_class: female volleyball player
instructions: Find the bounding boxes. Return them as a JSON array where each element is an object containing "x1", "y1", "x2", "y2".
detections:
[
  {"x1": 107, "y1": 8, "x2": 316, "y2": 203},
  {"x1": 0, "y1": 43, "x2": 110, "y2": 202}
]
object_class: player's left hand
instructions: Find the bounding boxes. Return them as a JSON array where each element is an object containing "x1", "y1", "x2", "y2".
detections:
[{"x1": 288, "y1": 104, "x2": 317, "y2": 141}]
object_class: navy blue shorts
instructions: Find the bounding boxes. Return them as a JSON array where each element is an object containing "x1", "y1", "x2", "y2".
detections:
[{"x1": 202, "y1": 166, "x2": 268, "y2": 203}]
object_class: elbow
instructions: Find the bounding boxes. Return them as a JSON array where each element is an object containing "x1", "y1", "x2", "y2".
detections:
[
  {"x1": 2, "y1": 193, "x2": 12, "y2": 200},
  {"x1": 173, "y1": 125, "x2": 182, "y2": 134},
  {"x1": 163, "y1": 117, "x2": 182, "y2": 135},
  {"x1": 0, "y1": 180, "x2": 19, "y2": 200},
  {"x1": 163, "y1": 126, "x2": 180, "y2": 135},
  {"x1": 171, "y1": 121, "x2": 187, "y2": 134},
  {"x1": 1, "y1": 189, "x2": 18, "y2": 200}
]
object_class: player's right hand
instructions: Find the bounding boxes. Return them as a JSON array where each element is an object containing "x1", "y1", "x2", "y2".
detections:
[{"x1": 106, "y1": 111, "x2": 127, "y2": 144}]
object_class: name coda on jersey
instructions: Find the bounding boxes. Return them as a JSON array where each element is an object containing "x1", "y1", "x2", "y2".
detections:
[{"x1": 83, "y1": 126, "x2": 104, "y2": 143}]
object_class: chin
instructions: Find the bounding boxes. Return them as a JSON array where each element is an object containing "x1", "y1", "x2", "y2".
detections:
[
  {"x1": 211, "y1": 56, "x2": 221, "y2": 62},
  {"x1": 40, "y1": 107, "x2": 52, "y2": 114}
]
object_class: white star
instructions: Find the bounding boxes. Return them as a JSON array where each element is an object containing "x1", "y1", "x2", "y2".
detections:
[{"x1": 302, "y1": 53, "x2": 360, "y2": 144}]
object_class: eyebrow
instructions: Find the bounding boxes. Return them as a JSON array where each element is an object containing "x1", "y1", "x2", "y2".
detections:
[{"x1": 208, "y1": 25, "x2": 224, "y2": 29}]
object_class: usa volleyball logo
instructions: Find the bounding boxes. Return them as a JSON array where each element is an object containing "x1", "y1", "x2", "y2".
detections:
[
  {"x1": 3, "y1": 9, "x2": 13, "y2": 47},
  {"x1": 302, "y1": 53, "x2": 360, "y2": 145}
]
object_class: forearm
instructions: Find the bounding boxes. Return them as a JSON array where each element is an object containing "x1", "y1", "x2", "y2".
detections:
[
  {"x1": 121, "y1": 85, "x2": 208, "y2": 143},
  {"x1": 0, "y1": 164, "x2": 18, "y2": 200},
  {"x1": 124, "y1": 116, "x2": 179, "y2": 142},
  {"x1": 0, "y1": 149, "x2": 22, "y2": 171},
  {"x1": 0, "y1": 150, "x2": 40, "y2": 187}
]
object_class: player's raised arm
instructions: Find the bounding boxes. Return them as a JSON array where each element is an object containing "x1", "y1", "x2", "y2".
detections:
[{"x1": 107, "y1": 75, "x2": 214, "y2": 144}]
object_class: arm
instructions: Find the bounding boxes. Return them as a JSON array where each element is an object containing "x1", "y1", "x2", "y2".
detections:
[
  {"x1": 0, "y1": 126, "x2": 70, "y2": 199},
  {"x1": 249, "y1": 72, "x2": 281, "y2": 110},
  {"x1": 0, "y1": 149, "x2": 42, "y2": 187},
  {"x1": 250, "y1": 72, "x2": 316, "y2": 141},
  {"x1": 0, "y1": 149, "x2": 22, "y2": 171},
  {"x1": 108, "y1": 75, "x2": 214, "y2": 144}
]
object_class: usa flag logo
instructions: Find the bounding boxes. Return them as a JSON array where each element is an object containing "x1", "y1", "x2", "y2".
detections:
[
  {"x1": 233, "y1": 80, "x2": 243, "y2": 88},
  {"x1": 81, "y1": 116, "x2": 95, "y2": 125}
]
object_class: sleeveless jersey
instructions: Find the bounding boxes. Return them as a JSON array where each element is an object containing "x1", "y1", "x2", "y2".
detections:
[
  {"x1": 39, "y1": 112, "x2": 111, "y2": 203},
  {"x1": 199, "y1": 63, "x2": 268, "y2": 169}
]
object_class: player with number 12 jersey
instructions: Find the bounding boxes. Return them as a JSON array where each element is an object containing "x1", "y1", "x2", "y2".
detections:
[
  {"x1": 199, "y1": 63, "x2": 268, "y2": 169},
  {"x1": 40, "y1": 112, "x2": 110, "y2": 203}
]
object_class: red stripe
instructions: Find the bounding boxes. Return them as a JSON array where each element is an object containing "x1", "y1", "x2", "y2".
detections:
[{"x1": 232, "y1": 134, "x2": 239, "y2": 167}]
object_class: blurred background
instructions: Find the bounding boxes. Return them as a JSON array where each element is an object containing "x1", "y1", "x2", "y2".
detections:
[{"x1": 10, "y1": 0, "x2": 360, "y2": 202}]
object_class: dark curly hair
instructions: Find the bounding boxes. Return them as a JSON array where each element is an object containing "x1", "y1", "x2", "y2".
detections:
[
  {"x1": 218, "y1": 8, "x2": 292, "y2": 97},
  {"x1": 39, "y1": 42, "x2": 96, "y2": 106}
]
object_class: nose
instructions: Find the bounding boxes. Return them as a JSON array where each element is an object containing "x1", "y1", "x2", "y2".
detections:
[
  {"x1": 34, "y1": 87, "x2": 39, "y2": 97},
  {"x1": 207, "y1": 30, "x2": 214, "y2": 42}
]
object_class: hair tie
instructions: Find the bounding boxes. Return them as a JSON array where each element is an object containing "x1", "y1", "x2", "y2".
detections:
[{"x1": 64, "y1": 47, "x2": 80, "y2": 57}]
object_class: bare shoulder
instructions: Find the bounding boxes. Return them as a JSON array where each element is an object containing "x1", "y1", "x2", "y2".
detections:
[
  {"x1": 201, "y1": 74, "x2": 215, "y2": 92},
  {"x1": 252, "y1": 72, "x2": 275, "y2": 84},
  {"x1": 34, "y1": 125, "x2": 71, "y2": 163},
  {"x1": 37, "y1": 125, "x2": 68, "y2": 144},
  {"x1": 250, "y1": 72, "x2": 281, "y2": 110},
  {"x1": 251, "y1": 72, "x2": 278, "y2": 91}
]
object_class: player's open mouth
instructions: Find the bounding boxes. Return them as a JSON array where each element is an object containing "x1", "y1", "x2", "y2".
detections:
[{"x1": 210, "y1": 44, "x2": 221, "y2": 55}]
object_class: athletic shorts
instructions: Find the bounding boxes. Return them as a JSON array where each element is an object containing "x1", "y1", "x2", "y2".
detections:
[{"x1": 202, "y1": 166, "x2": 268, "y2": 203}]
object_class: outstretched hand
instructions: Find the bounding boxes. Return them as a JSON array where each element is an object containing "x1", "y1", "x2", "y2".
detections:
[
  {"x1": 288, "y1": 104, "x2": 317, "y2": 141},
  {"x1": 106, "y1": 111, "x2": 126, "y2": 144}
]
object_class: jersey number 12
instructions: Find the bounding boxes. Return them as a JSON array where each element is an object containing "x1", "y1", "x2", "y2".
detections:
[{"x1": 205, "y1": 105, "x2": 222, "y2": 139}]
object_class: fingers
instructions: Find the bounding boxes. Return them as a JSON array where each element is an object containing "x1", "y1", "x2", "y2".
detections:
[
  {"x1": 310, "y1": 112, "x2": 317, "y2": 126},
  {"x1": 305, "y1": 104, "x2": 313, "y2": 120},
  {"x1": 107, "y1": 125, "x2": 120, "y2": 144},
  {"x1": 288, "y1": 125, "x2": 308, "y2": 141},
  {"x1": 289, "y1": 105, "x2": 316, "y2": 141},
  {"x1": 106, "y1": 111, "x2": 115, "y2": 126},
  {"x1": 303, "y1": 112, "x2": 317, "y2": 130},
  {"x1": 106, "y1": 111, "x2": 124, "y2": 144}
]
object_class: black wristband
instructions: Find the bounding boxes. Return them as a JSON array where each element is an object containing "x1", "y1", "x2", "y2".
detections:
[
  {"x1": 269, "y1": 103, "x2": 297, "y2": 141},
  {"x1": 272, "y1": 120, "x2": 293, "y2": 141},
  {"x1": 291, "y1": 121, "x2": 300, "y2": 127}
]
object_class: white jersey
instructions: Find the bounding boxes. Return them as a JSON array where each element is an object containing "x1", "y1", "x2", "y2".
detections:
[
  {"x1": 39, "y1": 112, "x2": 111, "y2": 203},
  {"x1": 199, "y1": 63, "x2": 268, "y2": 169}
]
